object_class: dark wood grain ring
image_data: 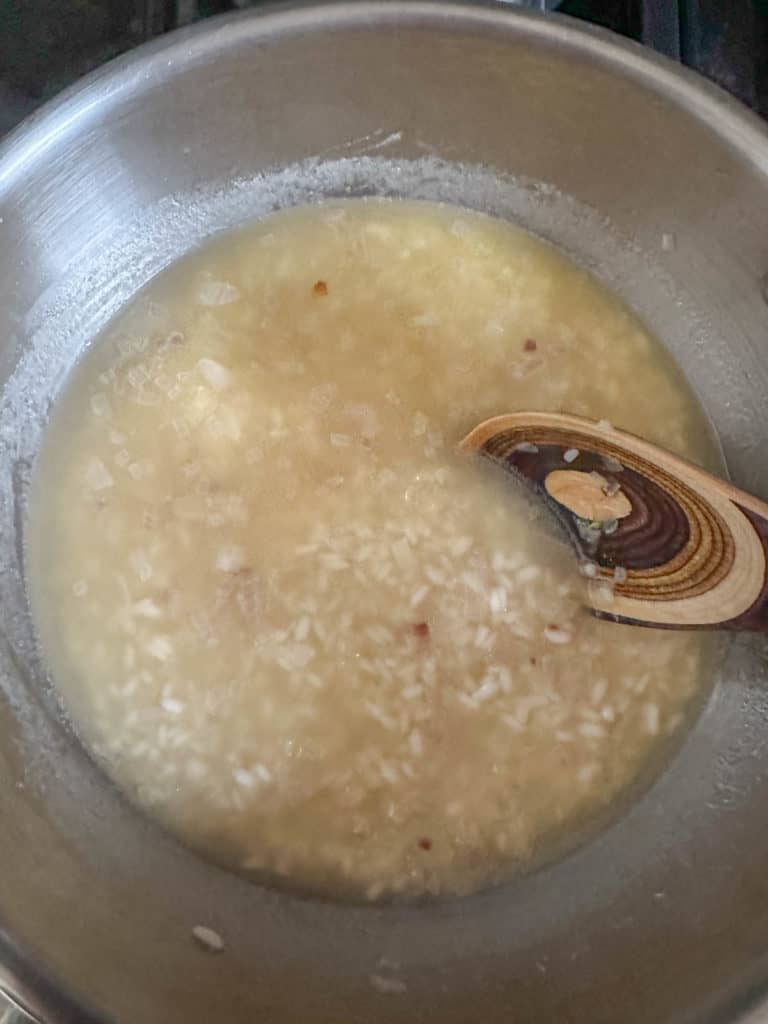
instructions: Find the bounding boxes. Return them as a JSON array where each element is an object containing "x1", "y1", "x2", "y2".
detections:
[
  {"x1": 460, "y1": 412, "x2": 768, "y2": 630},
  {"x1": 472, "y1": 425, "x2": 734, "y2": 603}
]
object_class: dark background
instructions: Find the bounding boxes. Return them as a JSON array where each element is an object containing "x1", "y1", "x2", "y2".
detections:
[{"x1": 0, "y1": 1, "x2": 767, "y2": 134}]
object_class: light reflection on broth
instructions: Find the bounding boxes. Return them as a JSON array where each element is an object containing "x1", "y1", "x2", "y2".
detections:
[{"x1": 27, "y1": 199, "x2": 715, "y2": 900}]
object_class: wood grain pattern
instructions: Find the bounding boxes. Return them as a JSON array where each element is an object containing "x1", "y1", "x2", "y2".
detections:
[{"x1": 460, "y1": 412, "x2": 768, "y2": 631}]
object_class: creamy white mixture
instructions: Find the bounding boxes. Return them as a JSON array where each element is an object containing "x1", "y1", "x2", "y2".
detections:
[{"x1": 27, "y1": 200, "x2": 713, "y2": 899}]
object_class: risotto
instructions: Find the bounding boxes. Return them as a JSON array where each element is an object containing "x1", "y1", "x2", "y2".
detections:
[{"x1": 26, "y1": 199, "x2": 714, "y2": 899}]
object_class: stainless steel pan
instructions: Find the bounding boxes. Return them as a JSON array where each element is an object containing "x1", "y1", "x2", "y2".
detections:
[{"x1": 1, "y1": 4, "x2": 768, "y2": 1022}]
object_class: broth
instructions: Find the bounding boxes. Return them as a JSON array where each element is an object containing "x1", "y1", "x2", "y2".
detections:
[{"x1": 27, "y1": 199, "x2": 714, "y2": 899}]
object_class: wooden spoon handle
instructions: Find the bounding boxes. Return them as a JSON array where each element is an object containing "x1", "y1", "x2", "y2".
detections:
[{"x1": 460, "y1": 413, "x2": 768, "y2": 632}]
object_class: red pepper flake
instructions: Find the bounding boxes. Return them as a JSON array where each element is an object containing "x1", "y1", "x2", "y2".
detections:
[
  {"x1": 412, "y1": 621, "x2": 430, "y2": 639},
  {"x1": 523, "y1": 338, "x2": 537, "y2": 352},
  {"x1": 417, "y1": 837, "x2": 433, "y2": 851},
  {"x1": 313, "y1": 280, "x2": 328, "y2": 297}
]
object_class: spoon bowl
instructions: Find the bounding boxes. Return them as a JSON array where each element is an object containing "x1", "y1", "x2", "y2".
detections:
[{"x1": 461, "y1": 412, "x2": 768, "y2": 631}]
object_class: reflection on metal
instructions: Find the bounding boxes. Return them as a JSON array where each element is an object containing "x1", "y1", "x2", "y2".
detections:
[
  {"x1": 0, "y1": 1004, "x2": 32, "y2": 1024},
  {"x1": 498, "y1": 0, "x2": 560, "y2": 7},
  {"x1": 150, "y1": 0, "x2": 565, "y2": 34}
]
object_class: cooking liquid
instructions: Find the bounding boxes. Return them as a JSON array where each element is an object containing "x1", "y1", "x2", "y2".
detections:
[{"x1": 27, "y1": 199, "x2": 715, "y2": 900}]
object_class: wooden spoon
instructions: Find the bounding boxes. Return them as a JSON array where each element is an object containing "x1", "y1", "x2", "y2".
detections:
[{"x1": 460, "y1": 412, "x2": 768, "y2": 631}]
